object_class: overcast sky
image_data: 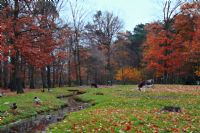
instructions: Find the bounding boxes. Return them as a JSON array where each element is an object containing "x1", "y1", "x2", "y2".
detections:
[{"x1": 61, "y1": 0, "x2": 163, "y2": 31}]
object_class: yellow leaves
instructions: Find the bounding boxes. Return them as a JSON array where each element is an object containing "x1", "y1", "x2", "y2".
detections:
[
  {"x1": 115, "y1": 67, "x2": 142, "y2": 83},
  {"x1": 194, "y1": 67, "x2": 200, "y2": 77},
  {"x1": 195, "y1": 71, "x2": 200, "y2": 77}
]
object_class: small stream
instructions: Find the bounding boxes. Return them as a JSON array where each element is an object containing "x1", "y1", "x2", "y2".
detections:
[{"x1": 0, "y1": 91, "x2": 91, "y2": 133}]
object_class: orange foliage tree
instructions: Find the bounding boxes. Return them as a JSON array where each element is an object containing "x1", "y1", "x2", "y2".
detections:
[
  {"x1": 144, "y1": 1, "x2": 200, "y2": 83},
  {"x1": 115, "y1": 67, "x2": 142, "y2": 84},
  {"x1": 144, "y1": 22, "x2": 186, "y2": 80}
]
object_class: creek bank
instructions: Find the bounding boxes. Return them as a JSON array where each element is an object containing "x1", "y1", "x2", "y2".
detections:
[{"x1": 0, "y1": 90, "x2": 90, "y2": 133}]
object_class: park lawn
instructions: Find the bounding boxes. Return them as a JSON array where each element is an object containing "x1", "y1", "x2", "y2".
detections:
[
  {"x1": 47, "y1": 85, "x2": 200, "y2": 133},
  {"x1": 0, "y1": 88, "x2": 74, "y2": 127}
]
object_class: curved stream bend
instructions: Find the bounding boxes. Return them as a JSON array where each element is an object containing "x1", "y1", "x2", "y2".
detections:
[{"x1": 0, "y1": 91, "x2": 90, "y2": 133}]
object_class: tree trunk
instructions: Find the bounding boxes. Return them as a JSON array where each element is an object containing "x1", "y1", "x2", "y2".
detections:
[
  {"x1": 52, "y1": 62, "x2": 55, "y2": 88},
  {"x1": 68, "y1": 37, "x2": 73, "y2": 87},
  {"x1": 21, "y1": 58, "x2": 25, "y2": 88},
  {"x1": 59, "y1": 67, "x2": 63, "y2": 87},
  {"x1": 68, "y1": 57, "x2": 72, "y2": 87},
  {"x1": 107, "y1": 46, "x2": 112, "y2": 85},
  {"x1": 0, "y1": 61, "x2": 2, "y2": 87},
  {"x1": 77, "y1": 46, "x2": 82, "y2": 86},
  {"x1": 74, "y1": 33, "x2": 82, "y2": 86},
  {"x1": 73, "y1": 50, "x2": 78, "y2": 85},
  {"x1": 47, "y1": 65, "x2": 51, "y2": 88},
  {"x1": 55, "y1": 67, "x2": 58, "y2": 86},
  {"x1": 9, "y1": 0, "x2": 23, "y2": 94},
  {"x1": 29, "y1": 65, "x2": 35, "y2": 89},
  {"x1": 10, "y1": 51, "x2": 23, "y2": 94},
  {"x1": 3, "y1": 61, "x2": 8, "y2": 88},
  {"x1": 122, "y1": 68, "x2": 126, "y2": 85},
  {"x1": 41, "y1": 67, "x2": 47, "y2": 88}
]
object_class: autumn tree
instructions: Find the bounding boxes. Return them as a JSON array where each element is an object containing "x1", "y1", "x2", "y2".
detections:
[
  {"x1": 174, "y1": 1, "x2": 200, "y2": 82},
  {"x1": 144, "y1": 0, "x2": 184, "y2": 83},
  {"x1": 83, "y1": 45, "x2": 106, "y2": 84},
  {"x1": 0, "y1": 0, "x2": 63, "y2": 93},
  {"x1": 115, "y1": 67, "x2": 142, "y2": 84},
  {"x1": 32, "y1": 0, "x2": 63, "y2": 89},
  {"x1": 64, "y1": 0, "x2": 88, "y2": 86},
  {"x1": 85, "y1": 11, "x2": 123, "y2": 85},
  {"x1": 143, "y1": 0, "x2": 200, "y2": 84},
  {"x1": 112, "y1": 32, "x2": 133, "y2": 71}
]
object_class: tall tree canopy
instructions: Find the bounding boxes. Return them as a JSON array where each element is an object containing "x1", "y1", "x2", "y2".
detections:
[{"x1": 144, "y1": 0, "x2": 200, "y2": 84}]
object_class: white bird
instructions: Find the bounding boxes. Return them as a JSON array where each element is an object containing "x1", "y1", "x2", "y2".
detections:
[
  {"x1": 0, "y1": 92, "x2": 4, "y2": 97},
  {"x1": 34, "y1": 97, "x2": 42, "y2": 104}
]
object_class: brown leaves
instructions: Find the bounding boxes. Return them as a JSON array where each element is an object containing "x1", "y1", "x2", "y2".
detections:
[{"x1": 151, "y1": 85, "x2": 200, "y2": 94}]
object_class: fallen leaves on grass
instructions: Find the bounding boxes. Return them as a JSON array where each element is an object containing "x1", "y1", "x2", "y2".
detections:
[
  {"x1": 151, "y1": 85, "x2": 200, "y2": 94},
  {"x1": 47, "y1": 85, "x2": 200, "y2": 133}
]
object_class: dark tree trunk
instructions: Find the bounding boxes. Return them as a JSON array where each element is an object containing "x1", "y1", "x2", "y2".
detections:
[
  {"x1": 73, "y1": 50, "x2": 79, "y2": 85},
  {"x1": 68, "y1": 58, "x2": 71, "y2": 87},
  {"x1": 106, "y1": 46, "x2": 112, "y2": 85},
  {"x1": 52, "y1": 62, "x2": 55, "y2": 88},
  {"x1": 3, "y1": 61, "x2": 8, "y2": 88},
  {"x1": 9, "y1": 0, "x2": 23, "y2": 94},
  {"x1": 59, "y1": 68, "x2": 63, "y2": 87},
  {"x1": 22, "y1": 64, "x2": 26, "y2": 88},
  {"x1": 59, "y1": 74, "x2": 62, "y2": 87},
  {"x1": 47, "y1": 65, "x2": 51, "y2": 88},
  {"x1": 22, "y1": 65, "x2": 26, "y2": 88},
  {"x1": 74, "y1": 33, "x2": 82, "y2": 86},
  {"x1": 77, "y1": 46, "x2": 82, "y2": 86},
  {"x1": 29, "y1": 65, "x2": 35, "y2": 89},
  {"x1": 0, "y1": 61, "x2": 3, "y2": 87},
  {"x1": 10, "y1": 51, "x2": 23, "y2": 94},
  {"x1": 21, "y1": 58, "x2": 25, "y2": 88},
  {"x1": 68, "y1": 37, "x2": 73, "y2": 87},
  {"x1": 55, "y1": 67, "x2": 58, "y2": 87},
  {"x1": 41, "y1": 67, "x2": 47, "y2": 88},
  {"x1": 121, "y1": 68, "x2": 126, "y2": 85}
]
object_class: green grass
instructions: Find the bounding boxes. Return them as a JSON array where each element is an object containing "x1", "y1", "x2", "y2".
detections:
[
  {"x1": 1, "y1": 85, "x2": 200, "y2": 132},
  {"x1": 47, "y1": 85, "x2": 200, "y2": 133},
  {"x1": 0, "y1": 88, "x2": 74, "y2": 127}
]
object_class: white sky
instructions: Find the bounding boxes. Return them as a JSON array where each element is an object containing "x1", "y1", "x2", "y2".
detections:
[{"x1": 61, "y1": 0, "x2": 163, "y2": 31}]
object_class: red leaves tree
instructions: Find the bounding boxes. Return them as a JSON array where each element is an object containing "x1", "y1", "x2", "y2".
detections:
[
  {"x1": 144, "y1": 22, "x2": 186, "y2": 81},
  {"x1": 144, "y1": 0, "x2": 200, "y2": 83},
  {"x1": 176, "y1": 1, "x2": 200, "y2": 79},
  {"x1": 0, "y1": 0, "x2": 62, "y2": 93}
]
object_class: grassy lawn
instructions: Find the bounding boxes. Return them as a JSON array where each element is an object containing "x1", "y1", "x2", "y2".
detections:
[
  {"x1": 47, "y1": 85, "x2": 200, "y2": 133},
  {"x1": 0, "y1": 88, "x2": 73, "y2": 127}
]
